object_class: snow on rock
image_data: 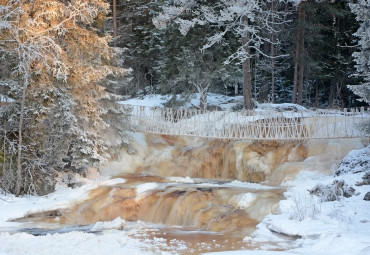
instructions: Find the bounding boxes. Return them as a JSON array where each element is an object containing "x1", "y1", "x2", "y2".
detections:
[
  {"x1": 166, "y1": 176, "x2": 195, "y2": 183},
  {"x1": 0, "y1": 185, "x2": 95, "y2": 228},
  {"x1": 119, "y1": 94, "x2": 170, "y2": 108},
  {"x1": 309, "y1": 180, "x2": 356, "y2": 202},
  {"x1": 90, "y1": 217, "x2": 125, "y2": 231},
  {"x1": 232, "y1": 193, "x2": 257, "y2": 209},
  {"x1": 335, "y1": 145, "x2": 370, "y2": 176},
  {"x1": 136, "y1": 182, "x2": 159, "y2": 194},
  {"x1": 99, "y1": 178, "x2": 126, "y2": 186},
  {"x1": 224, "y1": 180, "x2": 277, "y2": 190},
  {"x1": 119, "y1": 93, "x2": 243, "y2": 111},
  {"x1": 257, "y1": 103, "x2": 307, "y2": 112},
  {"x1": 245, "y1": 145, "x2": 370, "y2": 255}
]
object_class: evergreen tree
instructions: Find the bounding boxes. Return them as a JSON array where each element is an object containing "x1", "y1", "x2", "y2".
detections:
[
  {"x1": 112, "y1": 0, "x2": 162, "y2": 95},
  {"x1": 289, "y1": 0, "x2": 359, "y2": 107},
  {"x1": 0, "y1": 0, "x2": 130, "y2": 195},
  {"x1": 348, "y1": 0, "x2": 370, "y2": 104}
]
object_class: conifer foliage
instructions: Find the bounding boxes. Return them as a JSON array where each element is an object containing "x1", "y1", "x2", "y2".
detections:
[
  {"x1": 0, "y1": 0, "x2": 129, "y2": 195},
  {"x1": 348, "y1": 0, "x2": 370, "y2": 104}
]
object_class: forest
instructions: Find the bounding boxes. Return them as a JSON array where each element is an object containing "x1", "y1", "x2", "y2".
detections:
[{"x1": 0, "y1": 0, "x2": 369, "y2": 196}]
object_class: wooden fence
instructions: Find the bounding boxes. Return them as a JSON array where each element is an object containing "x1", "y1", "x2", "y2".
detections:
[{"x1": 124, "y1": 105, "x2": 370, "y2": 141}]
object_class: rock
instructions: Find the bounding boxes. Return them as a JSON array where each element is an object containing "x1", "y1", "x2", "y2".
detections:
[
  {"x1": 364, "y1": 192, "x2": 370, "y2": 201},
  {"x1": 82, "y1": 167, "x2": 101, "y2": 181},
  {"x1": 34, "y1": 170, "x2": 57, "y2": 196},
  {"x1": 335, "y1": 146, "x2": 370, "y2": 176},
  {"x1": 309, "y1": 180, "x2": 356, "y2": 202},
  {"x1": 356, "y1": 172, "x2": 370, "y2": 186},
  {"x1": 60, "y1": 171, "x2": 83, "y2": 188}
]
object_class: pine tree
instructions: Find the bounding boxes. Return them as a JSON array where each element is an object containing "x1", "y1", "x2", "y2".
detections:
[
  {"x1": 0, "y1": 0, "x2": 129, "y2": 195},
  {"x1": 288, "y1": 0, "x2": 359, "y2": 107}
]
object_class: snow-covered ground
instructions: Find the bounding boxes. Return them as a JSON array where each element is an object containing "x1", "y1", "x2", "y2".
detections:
[
  {"x1": 119, "y1": 93, "x2": 244, "y2": 111},
  {"x1": 0, "y1": 183, "x2": 191, "y2": 255},
  {"x1": 0, "y1": 93, "x2": 369, "y2": 254},
  {"x1": 1, "y1": 146, "x2": 369, "y2": 254},
  {"x1": 119, "y1": 92, "x2": 309, "y2": 113},
  {"x1": 235, "y1": 145, "x2": 370, "y2": 255}
]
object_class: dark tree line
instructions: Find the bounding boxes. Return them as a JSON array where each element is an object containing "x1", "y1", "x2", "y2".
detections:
[{"x1": 110, "y1": 0, "x2": 367, "y2": 108}]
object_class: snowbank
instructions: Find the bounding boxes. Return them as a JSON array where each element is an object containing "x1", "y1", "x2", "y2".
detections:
[
  {"x1": 119, "y1": 93, "x2": 243, "y2": 111},
  {"x1": 244, "y1": 145, "x2": 370, "y2": 255}
]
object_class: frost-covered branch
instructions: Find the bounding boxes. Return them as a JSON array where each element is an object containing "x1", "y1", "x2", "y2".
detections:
[{"x1": 348, "y1": 0, "x2": 370, "y2": 104}]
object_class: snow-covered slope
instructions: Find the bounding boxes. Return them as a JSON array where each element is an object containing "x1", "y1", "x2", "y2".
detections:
[
  {"x1": 242, "y1": 145, "x2": 370, "y2": 255},
  {"x1": 119, "y1": 93, "x2": 244, "y2": 111}
]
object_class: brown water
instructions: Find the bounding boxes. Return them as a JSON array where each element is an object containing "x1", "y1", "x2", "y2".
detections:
[
  {"x1": 16, "y1": 173, "x2": 285, "y2": 253},
  {"x1": 15, "y1": 134, "x2": 365, "y2": 254}
]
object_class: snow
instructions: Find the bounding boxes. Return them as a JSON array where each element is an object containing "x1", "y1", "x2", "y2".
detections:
[
  {"x1": 119, "y1": 93, "x2": 243, "y2": 111},
  {"x1": 136, "y1": 182, "x2": 159, "y2": 194},
  {"x1": 232, "y1": 193, "x2": 258, "y2": 209},
  {"x1": 0, "y1": 185, "x2": 189, "y2": 255},
  {"x1": 0, "y1": 231, "x2": 154, "y2": 255},
  {"x1": 90, "y1": 217, "x2": 125, "y2": 231},
  {"x1": 0, "y1": 184, "x2": 94, "y2": 229},
  {"x1": 0, "y1": 145, "x2": 369, "y2": 255},
  {"x1": 240, "y1": 145, "x2": 370, "y2": 255},
  {"x1": 166, "y1": 176, "x2": 195, "y2": 183},
  {"x1": 99, "y1": 178, "x2": 126, "y2": 186},
  {"x1": 0, "y1": 94, "x2": 13, "y2": 103},
  {"x1": 257, "y1": 103, "x2": 307, "y2": 112},
  {"x1": 1, "y1": 93, "x2": 369, "y2": 254}
]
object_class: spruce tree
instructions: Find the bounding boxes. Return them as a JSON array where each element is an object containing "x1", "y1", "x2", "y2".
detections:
[{"x1": 348, "y1": 0, "x2": 370, "y2": 104}]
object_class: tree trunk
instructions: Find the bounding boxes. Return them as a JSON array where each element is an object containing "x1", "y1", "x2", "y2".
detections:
[
  {"x1": 297, "y1": 63, "x2": 304, "y2": 105},
  {"x1": 15, "y1": 80, "x2": 28, "y2": 197},
  {"x1": 337, "y1": 82, "x2": 345, "y2": 108},
  {"x1": 297, "y1": 4, "x2": 305, "y2": 105},
  {"x1": 328, "y1": 83, "x2": 335, "y2": 107},
  {"x1": 200, "y1": 89, "x2": 207, "y2": 112},
  {"x1": 315, "y1": 81, "x2": 319, "y2": 107},
  {"x1": 259, "y1": 42, "x2": 270, "y2": 102},
  {"x1": 292, "y1": 2, "x2": 304, "y2": 104},
  {"x1": 271, "y1": 0, "x2": 275, "y2": 103},
  {"x1": 242, "y1": 17, "x2": 252, "y2": 110},
  {"x1": 113, "y1": 0, "x2": 117, "y2": 47},
  {"x1": 292, "y1": 32, "x2": 300, "y2": 104},
  {"x1": 242, "y1": 51, "x2": 252, "y2": 110}
]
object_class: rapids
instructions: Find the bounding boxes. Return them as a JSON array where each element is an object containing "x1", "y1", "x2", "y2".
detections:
[{"x1": 15, "y1": 133, "x2": 365, "y2": 253}]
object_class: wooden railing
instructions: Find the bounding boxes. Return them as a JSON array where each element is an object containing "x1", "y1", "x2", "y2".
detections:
[{"x1": 124, "y1": 105, "x2": 370, "y2": 141}]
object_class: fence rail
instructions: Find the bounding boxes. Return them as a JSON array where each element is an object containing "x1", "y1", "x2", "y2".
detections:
[{"x1": 124, "y1": 105, "x2": 370, "y2": 141}]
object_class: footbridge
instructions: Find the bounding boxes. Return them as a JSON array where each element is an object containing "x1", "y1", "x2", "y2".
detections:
[{"x1": 124, "y1": 105, "x2": 370, "y2": 141}]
